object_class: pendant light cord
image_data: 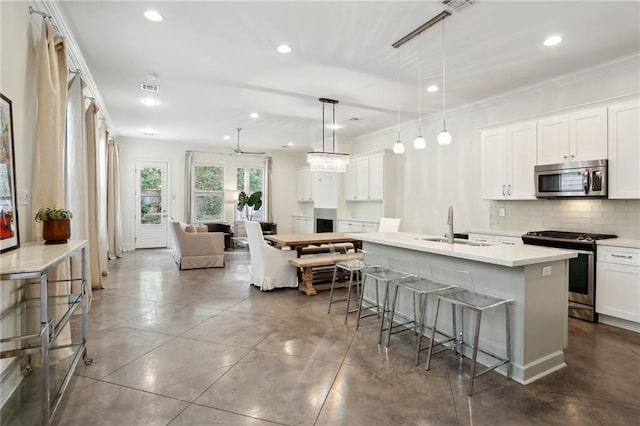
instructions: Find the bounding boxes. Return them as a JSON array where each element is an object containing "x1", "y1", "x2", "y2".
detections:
[
  {"x1": 322, "y1": 101, "x2": 326, "y2": 153},
  {"x1": 396, "y1": 48, "x2": 401, "y2": 140},
  {"x1": 441, "y1": 19, "x2": 447, "y2": 130},
  {"x1": 332, "y1": 102, "x2": 336, "y2": 153},
  {"x1": 417, "y1": 35, "x2": 422, "y2": 134}
]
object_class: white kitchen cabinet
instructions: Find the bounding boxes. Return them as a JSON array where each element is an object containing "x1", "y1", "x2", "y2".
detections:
[
  {"x1": 481, "y1": 122, "x2": 536, "y2": 200},
  {"x1": 596, "y1": 245, "x2": 640, "y2": 323},
  {"x1": 344, "y1": 152, "x2": 385, "y2": 201},
  {"x1": 608, "y1": 99, "x2": 640, "y2": 199},
  {"x1": 468, "y1": 233, "x2": 523, "y2": 246},
  {"x1": 292, "y1": 216, "x2": 313, "y2": 234},
  {"x1": 296, "y1": 167, "x2": 313, "y2": 202},
  {"x1": 367, "y1": 153, "x2": 384, "y2": 200},
  {"x1": 337, "y1": 219, "x2": 379, "y2": 233},
  {"x1": 537, "y1": 107, "x2": 607, "y2": 165}
]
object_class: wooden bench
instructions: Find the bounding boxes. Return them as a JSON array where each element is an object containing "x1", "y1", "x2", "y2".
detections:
[{"x1": 289, "y1": 253, "x2": 364, "y2": 296}]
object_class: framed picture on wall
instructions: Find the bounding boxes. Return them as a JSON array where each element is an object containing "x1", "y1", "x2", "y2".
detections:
[{"x1": 0, "y1": 93, "x2": 20, "y2": 253}]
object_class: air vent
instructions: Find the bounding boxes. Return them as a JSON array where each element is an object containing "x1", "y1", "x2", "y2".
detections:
[
  {"x1": 441, "y1": 0, "x2": 473, "y2": 12},
  {"x1": 140, "y1": 83, "x2": 160, "y2": 92}
]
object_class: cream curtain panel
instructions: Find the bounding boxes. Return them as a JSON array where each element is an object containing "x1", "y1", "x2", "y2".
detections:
[
  {"x1": 85, "y1": 102, "x2": 104, "y2": 289},
  {"x1": 65, "y1": 75, "x2": 92, "y2": 303},
  {"x1": 97, "y1": 120, "x2": 109, "y2": 275},
  {"x1": 107, "y1": 137, "x2": 123, "y2": 259},
  {"x1": 30, "y1": 20, "x2": 72, "y2": 360},
  {"x1": 184, "y1": 151, "x2": 194, "y2": 222},
  {"x1": 265, "y1": 157, "x2": 273, "y2": 222}
]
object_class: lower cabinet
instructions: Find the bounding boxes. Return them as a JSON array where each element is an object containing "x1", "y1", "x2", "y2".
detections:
[
  {"x1": 596, "y1": 245, "x2": 640, "y2": 323},
  {"x1": 292, "y1": 216, "x2": 313, "y2": 234},
  {"x1": 337, "y1": 219, "x2": 379, "y2": 233}
]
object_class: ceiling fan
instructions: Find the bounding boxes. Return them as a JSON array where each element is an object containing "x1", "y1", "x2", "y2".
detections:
[{"x1": 231, "y1": 128, "x2": 265, "y2": 156}]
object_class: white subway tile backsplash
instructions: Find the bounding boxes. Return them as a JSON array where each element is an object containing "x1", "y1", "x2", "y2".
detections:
[{"x1": 490, "y1": 199, "x2": 640, "y2": 239}]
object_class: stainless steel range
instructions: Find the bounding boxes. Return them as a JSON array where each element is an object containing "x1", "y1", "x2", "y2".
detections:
[{"x1": 522, "y1": 230, "x2": 617, "y2": 322}]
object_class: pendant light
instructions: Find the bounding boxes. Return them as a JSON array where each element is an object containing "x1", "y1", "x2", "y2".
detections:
[
  {"x1": 413, "y1": 35, "x2": 427, "y2": 150},
  {"x1": 437, "y1": 18, "x2": 452, "y2": 146},
  {"x1": 306, "y1": 98, "x2": 350, "y2": 172},
  {"x1": 392, "y1": 48, "x2": 405, "y2": 154}
]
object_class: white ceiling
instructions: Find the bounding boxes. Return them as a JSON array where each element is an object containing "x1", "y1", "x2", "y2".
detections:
[{"x1": 58, "y1": 1, "x2": 640, "y2": 153}]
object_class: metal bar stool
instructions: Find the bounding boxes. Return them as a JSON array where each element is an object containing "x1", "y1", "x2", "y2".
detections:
[
  {"x1": 425, "y1": 286, "x2": 513, "y2": 396},
  {"x1": 385, "y1": 275, "x2": 457, "y2": 364},
  {"x1": 328, "y1": 254, "x2": 366, "y2": 323},
  {"x1": 356, "y1": 262, "x2": 416, "y2": 345}
]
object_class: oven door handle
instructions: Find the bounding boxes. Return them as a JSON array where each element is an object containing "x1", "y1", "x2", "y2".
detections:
[{"x1": 571, "y1": 249, "x2": 594, "y2": 256}]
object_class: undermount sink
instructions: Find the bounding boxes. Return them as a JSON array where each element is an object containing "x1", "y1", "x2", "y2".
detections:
[{"x1": 416, "y1": 237, "x2": 492, "y2": 247}]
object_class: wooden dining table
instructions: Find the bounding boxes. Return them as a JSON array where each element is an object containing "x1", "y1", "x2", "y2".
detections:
[{"x1": 263, "y1": 232, "x2": 363, "y2": 295}]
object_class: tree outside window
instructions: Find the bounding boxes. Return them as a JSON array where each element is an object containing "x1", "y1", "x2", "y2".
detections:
[
  {"x1": 236, "y1": 167, "x2": 263, "y2": 221},
  {"x1": 140, "y1": 167, "x2": 162, "y2": 224},
  {"x1": 193, "y1": 165, "x2": 224, "y2": 222}
]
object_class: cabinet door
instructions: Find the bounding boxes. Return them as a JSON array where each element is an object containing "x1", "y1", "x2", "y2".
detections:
[
  {"x1": 303, "y1": 170, "x2": 313, "y2": 201},
  {"x1": 481, "y1": 127, "x2": 509, "y2": 199},
  {"x1": 292, "y1": 217, "x2": 301, "y2": 234},
  {"x1": 344, "y1": 162, "x2": 357, "y2": 200},
  {"x1": 569, "y1": 107, "x2": 607, "y2": 162},
  {"x1": 596, "y1": 262, "x2": 640, "y2": 322},
  {"x1": 304, "y1": 218, "x2": 314, "y2": 233},
  {"x1": 537, "y1": 115, "x2": 569, "y2": 165},
  {"x1": 608, "y1": 100, "x2": 640, "y2": 199},
  {"x1": 367, "y1": 153, "x2": 384, "y2": 200},
  {"x1": 468, "y1": 234, "x2": 497, "y2": 244},
  {"x1": 509, "y1": 122, "x2": 537, "y2": 200},
  {"x1": 362, "y1": 222, "x2": 379, "y2": 233},
  {"x1": 354, "y1": 157, "x2": 369, "y2": 200},
  {"x1": 337, "y1": 220, "x2": 350, "y2": 232}
]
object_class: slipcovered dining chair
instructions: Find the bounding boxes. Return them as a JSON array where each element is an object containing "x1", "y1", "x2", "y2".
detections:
[
  {"x1": 377, "y1": 217, "x2": 402, "y2": 232},
  {"x1": 245, "y1": 221, "x2": 298, "y2": 291}
]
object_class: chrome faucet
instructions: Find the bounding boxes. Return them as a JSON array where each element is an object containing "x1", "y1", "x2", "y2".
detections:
[{"x1": 446, "y1": 206, "x2": 454, "y2": 244}]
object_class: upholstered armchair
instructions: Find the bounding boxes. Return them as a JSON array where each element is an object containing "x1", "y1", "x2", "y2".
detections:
[
  {"x1": 245, "y1": 221, "x2": 297, "y2": 291},
  {"x1": 169, "y1": 219, "x2": 225, "y2": 269}
]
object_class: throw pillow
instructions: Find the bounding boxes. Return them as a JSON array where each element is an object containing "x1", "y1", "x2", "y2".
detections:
[{"x1": 185, "y1": 224, "x2": 196, "y2": 233}]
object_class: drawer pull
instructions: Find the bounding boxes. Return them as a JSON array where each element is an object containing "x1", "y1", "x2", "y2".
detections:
[
  {"x1": 611, "y1": 254, "x2": 633, "y2": 259},
  {"x1": 502, "y1": 242, "x2": 516, "y2": 245}
]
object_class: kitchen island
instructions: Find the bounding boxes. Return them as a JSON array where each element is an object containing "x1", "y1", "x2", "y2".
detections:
[{"x1": 346, "y1": 232, "x2": 577, "y2": 385}]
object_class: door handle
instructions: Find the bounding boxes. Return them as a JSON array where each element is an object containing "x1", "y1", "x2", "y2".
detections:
[
  {"x1": 502, "y1": 185, "x2": 506, "y2": 196},
  {"x1": 507, "y1": 184, "x2": 511, "y2": 196}
]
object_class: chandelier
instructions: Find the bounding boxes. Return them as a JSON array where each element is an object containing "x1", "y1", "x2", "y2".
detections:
[{"x1": 307, "y1": 98, "x2": 349, "y2": 173}]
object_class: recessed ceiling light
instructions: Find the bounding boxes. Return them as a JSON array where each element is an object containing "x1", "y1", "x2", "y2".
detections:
[
  {"x1": 427, "y1": 85, "x2": 439, "y2": 92},
  {"x1": 326, "y1": 123, "x2": 343, "y2": 130},
  {"x1": 144, "y1": 10, "x2": 163, "y2": 22},
  {"x1": 277, "y1": 44, "x2": 292, "y2": 54},
  {"x1": 250, "y1": 112, "x2": 259, "y2": 118},
  {"x1": 141, "y1": 98, "x2": 159, "y2": 106},
  {"x1": 287, "y1": 142, "x2": 294, "y2": 146},
  {"x1": 223, "y1": 135, "x2": 230, "y2": 140},
  {"x1": 543, "y1": 35, "x2": 562, "y2": 46}
]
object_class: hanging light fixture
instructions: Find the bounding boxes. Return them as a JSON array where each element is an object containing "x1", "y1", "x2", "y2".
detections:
[
  {"x1": 437, "y1": 18, "x2": 452, "y2": 146},
  {"x1": 307, "y1": 98, "x2": 350, "y2": 172},
  {"x1": 392, "y1": 11, "x2": 451, "y2": 150},
  {"x1": 392, "y1": 48, "x2": 405, "y2": 154},
  {"x1": 413, "y1": 35, "x2": 427, "y2": 150}
]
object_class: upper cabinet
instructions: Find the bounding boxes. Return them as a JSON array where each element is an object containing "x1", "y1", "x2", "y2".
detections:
[
  {"x1": 481, "y1": 121, "x2": 537, "y2": 200},
  {"x1": 296, "y1": 166, "x2": 313, "y2": 202},
  {"x1": 608, "y1": 100, "x2": 640, "y2": 199},
  {"x1": 537, "y1": 107, "x2": 607, "y2": 165},
  {"x1": 344, "y1": 152, "x2": 385, "y2": 201}
]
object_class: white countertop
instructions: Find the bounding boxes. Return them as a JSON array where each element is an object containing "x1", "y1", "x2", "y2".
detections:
[
  {"x1": 347, "y1": 232, "x2": 577, "y2": 267},
  {"x1": 467, "y1": 229, "x2": 528, "y2": 238},
  {"x1": 596, "y1": 238, "x2": 640, "y2": 249},
  {"x1": 0, "y1": 240, "x2": 88, "y2": 275}
]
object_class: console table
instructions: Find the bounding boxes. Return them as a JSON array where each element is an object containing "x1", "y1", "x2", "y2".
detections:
[{"x1": 0, "y1": 241, "x2": 92, "y2": 425}]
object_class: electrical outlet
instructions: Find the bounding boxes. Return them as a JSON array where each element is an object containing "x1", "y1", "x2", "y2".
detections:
[
  {"x1": 499, "y1": 207, "x2": 506, "y2": 217},
  {"x1": 542, "y1": 266, "x2": 552, "y2": 277}
]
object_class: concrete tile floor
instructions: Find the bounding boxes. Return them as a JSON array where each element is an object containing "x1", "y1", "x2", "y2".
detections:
[{"x1": 6, "y1": 248, "x2": 639, "y2": 425}]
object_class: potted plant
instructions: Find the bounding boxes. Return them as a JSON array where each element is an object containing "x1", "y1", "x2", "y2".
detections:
[
  {"x1": 35, "y1": 207, "x2": 73, "y2": 244},
  {"x1": 236, "y1": 191, "x2": 262, "y2": 221}
]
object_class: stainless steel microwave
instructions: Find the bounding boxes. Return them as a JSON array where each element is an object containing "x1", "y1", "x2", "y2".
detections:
[{"x1": 535, "y1": 159, "x2": 608, "y2": 198}]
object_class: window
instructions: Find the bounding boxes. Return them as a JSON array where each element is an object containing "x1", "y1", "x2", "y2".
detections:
[
  {"x1": 193, "y1": 164, "x2": 224, "y2": 222},
  {"x1": 236, "y1": 166, "x2": 264, "y2": 221},
  {"x1": 140, "y1": 167, "x2": 163, "y2": 224}
]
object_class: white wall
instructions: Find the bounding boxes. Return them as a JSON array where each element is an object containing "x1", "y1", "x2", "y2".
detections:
[
  {"x1": 347, "y1": 56, "x2": 640, "y2": 238},
  {"x1": 118, "y1": 136, "x2": 300, "y2": 248},
  {"x1": 0, "y1": 0, "x2": 39, "y2": 406}
]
